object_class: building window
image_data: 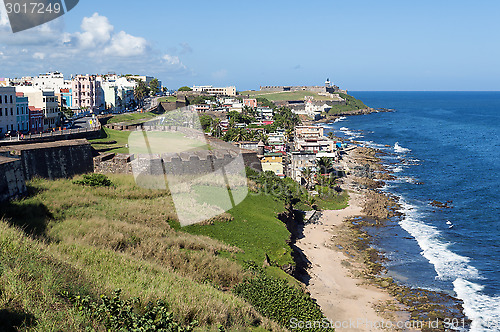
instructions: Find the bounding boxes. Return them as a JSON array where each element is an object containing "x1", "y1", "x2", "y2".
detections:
[{"x1": 10, "y1": 95, "x2": 13, "y2": 103}]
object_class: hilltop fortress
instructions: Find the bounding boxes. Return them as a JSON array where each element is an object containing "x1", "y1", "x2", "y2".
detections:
[{"x1": 259, "y1": 79, "x2": 347, "y2": 95}]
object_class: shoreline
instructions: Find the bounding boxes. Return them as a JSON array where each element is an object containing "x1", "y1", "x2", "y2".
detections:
[
  {"x1": 294, "y1": 136, "x2": 470, "y2": 331},
  {"x1": 295, "y1": 147, "x2": 409, "y2": 331}
]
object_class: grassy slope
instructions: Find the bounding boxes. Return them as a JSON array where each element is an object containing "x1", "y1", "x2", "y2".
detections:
[
  {"x1": 182, "y1": 193, "x2": 293, "y2": 268},
  {"x1": 0, "y1": 175, "x2": 286, "y2": 331},
  {"x1": 90, "y1": 128, "x2": 209, "y2": 154},
  {"x1": 89, "y1": 128, "x2": 131, "y2": 153},
  {"x1": 239, "y1": 90, "x2": 368, "y2": 113},
  {"x1": 158, "y1": 96, "x2": 177, "y2": 103},
  {"x1": 240, "y1": 90, "x2": 334, "y2": 101},
  {"x1": 107, "y1": 112, "x2": 158, "y2": 124}
]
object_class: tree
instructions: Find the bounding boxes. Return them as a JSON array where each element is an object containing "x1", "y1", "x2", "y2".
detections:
[
  {"x1": 178, "y1": 86, "x2": 192, "y2": 91},
  {"x1": 327, "y1": 132, "x2": 336, "y2": 140},
  {"x1": 198, "y1": 114, "x2": 213, "y2": 131},
  {"x1": 149, "y1": 78, "x2": 160, "y2": 95},
  {"x1": 273, "y1": 106, "x2": 301, "y2": 131},
  {"x1": 302, "y1": 167, "x2": 313, "y2": 189},
  {"x1": 134, "y1": 80, "x2": 149, "y2": 106},
  {"x1": 210, "y1": 118, "x2": 222, "y2": 138},
  {"x1": 316, "y1": 157, "x2": 333, "y2": 175}
]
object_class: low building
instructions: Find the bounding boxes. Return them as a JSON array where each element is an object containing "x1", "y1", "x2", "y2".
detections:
[
  {"x1": 261, "y1": 153, "x2": 284, "y2": 177},
  {"x1": 234, "y1": 141, "x2": 259, "y2": 151},
  {"x1": 192, "y1": 85, "x2": 236, "y2": 96},
  {"x1": 289, "y1": 151, "x2": 317, "y2": 183},
  {"x1": 243, "y1": 98, "x2": 257, "y2": 108},
  {"x1": 257, "y1": 107, "x2": 273, "y2": 121},
  {"x1": 193, "y1": 104, "x2": 210, "y2": 112},
  {"x1": 28, "y1": 106, "x2": 44, "y2": 133}
]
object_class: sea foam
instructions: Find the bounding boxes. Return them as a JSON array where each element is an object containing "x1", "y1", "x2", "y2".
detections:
[
  {"x1": 398, "y1": 198, "x2": 481, "y2": 281},
  {"x1": 453, "y1": 278, "x2": 500, "y2": 332},
  {"x1": 394, "y1": 142, "x2": 411, "y2": 153}
]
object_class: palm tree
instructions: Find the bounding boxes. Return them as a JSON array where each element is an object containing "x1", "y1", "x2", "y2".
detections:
[
  {"x1": 234, "y1": 128, "x2": 246, "y2": 142},
  {"x1": 210, "y1": 118, "x2": 222, "y2": 137},
  {"x1": 302, "y1": 167, "x2": 313, "y2": 189},
  {"x1": 257, "y1": 131, "x2": 269, "y2": 144},
  {"x1": 316, "y1": 157, "x2": 333, "y2": 175},
  {"x1": 327, "y1": 132, "x2": 336, "y2": 140},
  {"x1": 285, "y1": 128, "x2": 293, "y2": 142}
]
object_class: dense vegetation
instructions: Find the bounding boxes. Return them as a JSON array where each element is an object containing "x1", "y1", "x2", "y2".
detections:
[
  {"x1": 234, "y1": 264, "x2": 333, "y2": 332},
  {"x1": 327, "y1": 92, "x2": 368, "y2": 114}
]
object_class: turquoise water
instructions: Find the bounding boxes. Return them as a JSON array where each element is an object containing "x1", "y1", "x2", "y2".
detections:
[{"x1": 324, "y1": 92, "x2": 500, "y2": 331}]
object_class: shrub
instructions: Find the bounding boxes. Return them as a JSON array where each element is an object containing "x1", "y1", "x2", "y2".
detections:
[
  {"x1": 233, "y1": 263, "x2": 332, "y2": 332},
  {"x1": 73, "y1": 174, "x2": 113, "y2": 187},
  {"x1": 70, "y1": 289, "x2": 198, "y2": 331}
]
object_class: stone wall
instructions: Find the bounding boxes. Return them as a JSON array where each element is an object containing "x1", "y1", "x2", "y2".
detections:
[
  {"x1": 0, "y1": 156, "x2": 27, "y2": 202},
  {"x1": 0, "y1": 139, "x2": 94, "y2": 180}
]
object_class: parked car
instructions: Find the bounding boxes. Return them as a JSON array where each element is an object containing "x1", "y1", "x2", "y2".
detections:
[{"x1": 4, "y1": 130, "x2": 18, "y2": 138}]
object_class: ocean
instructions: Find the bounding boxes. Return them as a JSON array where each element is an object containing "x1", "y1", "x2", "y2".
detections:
[{"x1": 323, "y1": 92, "x2": 500, "y2": 332}]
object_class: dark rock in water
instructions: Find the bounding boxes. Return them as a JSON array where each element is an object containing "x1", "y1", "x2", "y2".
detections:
[{"x1": 429, "y1": 200, "x2": 453, "y2": 209}]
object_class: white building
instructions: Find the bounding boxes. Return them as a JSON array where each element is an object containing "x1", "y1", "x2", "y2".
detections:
[
  {"x1": 101, "y1": 76, "x2": 136, "y2": 112},
  {"x1": 0, "y1": 86, "x2": 17, "y2": 135},
  {"x1": 192, "y1": 85, "x2": 236, "y2": 96},
  {"x1": 32, "y1": 72, "x2": 71, "y2": 91}
]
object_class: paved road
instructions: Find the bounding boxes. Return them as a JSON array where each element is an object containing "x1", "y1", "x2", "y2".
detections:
[{"x1": 72, "y1": 115, "x2": 96, "y2": 129}]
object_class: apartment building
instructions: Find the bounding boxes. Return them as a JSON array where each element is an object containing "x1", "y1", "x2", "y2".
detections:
[
  {"x1": 0, "y1": 86, "x2": 17, "y2": 135},
  {"x1": 72, "y1": 75, "x2": 103, "y2": 113}
]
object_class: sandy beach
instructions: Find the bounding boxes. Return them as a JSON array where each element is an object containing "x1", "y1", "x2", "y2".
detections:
[{"x1": 295, "y1": 148, "x2": 408, "y2": 331}]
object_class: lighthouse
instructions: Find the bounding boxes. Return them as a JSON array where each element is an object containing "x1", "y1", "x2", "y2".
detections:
[{"x1": 325, "y1": 78, "x2": 331, "y2": 88}]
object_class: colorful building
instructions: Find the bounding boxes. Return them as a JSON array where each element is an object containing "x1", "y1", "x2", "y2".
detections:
[
  {"x1": 28, "y1": 106, "x2": 44, "y2": 133},
  {"x1": 72, "y1": 74, "x2": 104, "y2": 113},
  {"x1": 15, "y1": 93, "x2": 29, "y2": 132}
]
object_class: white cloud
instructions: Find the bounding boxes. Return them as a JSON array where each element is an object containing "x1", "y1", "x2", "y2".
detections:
[
  {"x1": 104, "y1": 31, "x2": 148, "y2": 57},
  {"x1": 0, "y1": 11, "x2": 189, "y2": 81},
  {"x1": 73, "y1": 13, "x2": 113, "y2": 49},
  {"x1": 33, "y1": 52, "x2": 45, "y2": 59}
]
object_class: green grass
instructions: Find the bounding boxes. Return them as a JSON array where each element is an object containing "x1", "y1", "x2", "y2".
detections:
[
  {"x1": 89, "y1": 127, "x2": 131, "y2": 153},
  {"x1": 158, "y1": 96, "x2": 177, "y2": 103},
  {"x1": 327, "y1": 92, "x2": 368, "y2": 114},
  {"x1": 107, "y1": 112, "x2": 158, "y2": 124},
  {"x1": 90, "y1": 128, "x2": 209, "y2": 154},
  {"x1": 182, "y1": 193, "x2": 294, "y2": 269},
  {"x1": 0, "y1": 175, "x2": 286, "y2": 331},
  {"x1": 240, "y1": 90, "x2": 334, "y2": 101},
  {"x1": 315, "y1": 191, "x2": 349, "y2": 210}
]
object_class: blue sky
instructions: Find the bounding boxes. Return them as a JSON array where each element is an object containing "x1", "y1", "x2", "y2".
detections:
[{"x1": 1, "y1": 0, "x2": 500, "y2": 90}]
